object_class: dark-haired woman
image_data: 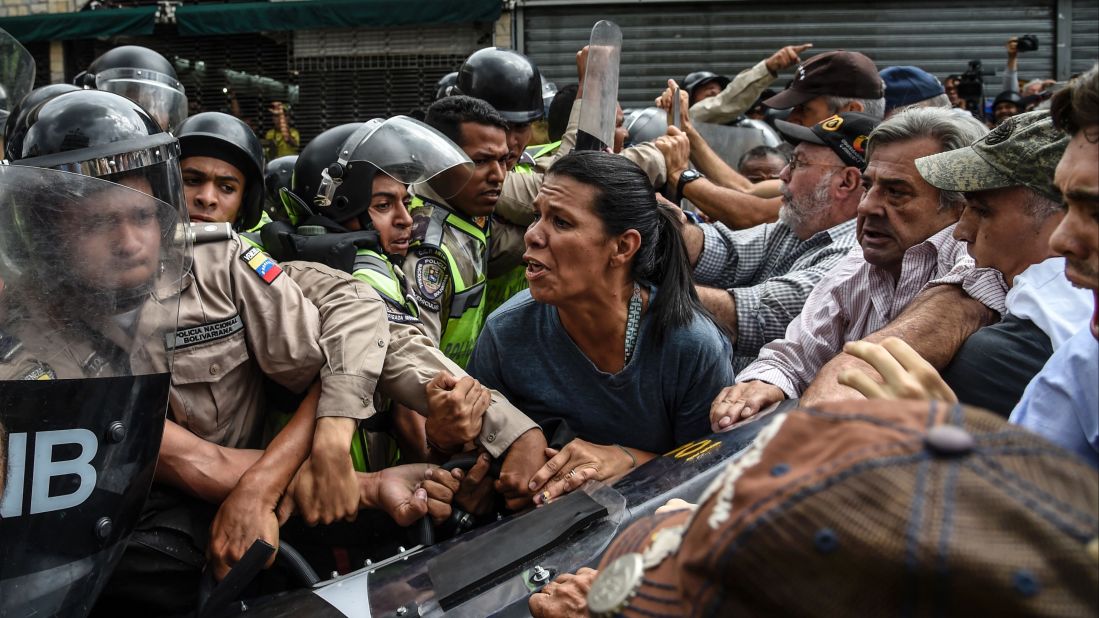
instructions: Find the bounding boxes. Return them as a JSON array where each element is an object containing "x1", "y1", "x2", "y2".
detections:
[{"x1": 467, "y1": 151, "x2": 733, "y2": 502}]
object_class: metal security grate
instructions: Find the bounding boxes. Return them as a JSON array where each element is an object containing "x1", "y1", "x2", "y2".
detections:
[
  {"x1": 63, "y1": 19, "x2": 490, "y2": 145},
  {"x1": 520, "y1": 0, "x2": 1064, "y2": 109}
]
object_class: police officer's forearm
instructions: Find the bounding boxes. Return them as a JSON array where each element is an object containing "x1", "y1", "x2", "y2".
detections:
[
  {"x1": 681, "y1": 179, "x2": 781, "y2": 230},
  {"x1": 155, "y1": 420, "x2": 263, "y2": 503},
  {"x1": 235, "y1": 381, "x2": 320, "y2": 504},
  {"x1": 379, "y1": 321, "x2": 537, "y2": 457},
  {"x1": 695, "y1": 286, "x2": 739, "y2": 342},
  {"x1": 801, "y1": 285, "x2": 998, "y2": 406}
]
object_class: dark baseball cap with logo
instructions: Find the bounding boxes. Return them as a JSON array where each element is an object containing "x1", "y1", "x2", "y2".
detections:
[
  {"x1": 775, "y1": 111, "x2": 879, "y2": 170},
  {"x1": 586, "y1": 401, "x2": 1099, "y2": 617},
  {"x1": 765, "y1": 50, "x2": 884, "y2": 110}
]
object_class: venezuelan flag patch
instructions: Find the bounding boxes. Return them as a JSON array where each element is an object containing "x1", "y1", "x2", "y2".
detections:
[{"x1": 240, "y1": 246, "x2": 283, "y2": 284}]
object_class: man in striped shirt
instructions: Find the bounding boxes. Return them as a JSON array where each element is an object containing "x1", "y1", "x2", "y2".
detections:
[
  {"x1": 712, "y1": 107, "x2": 1005, "y2": 430},
  {"x1": 680, "y1": 112, "x2": 878, "y2": 372}
]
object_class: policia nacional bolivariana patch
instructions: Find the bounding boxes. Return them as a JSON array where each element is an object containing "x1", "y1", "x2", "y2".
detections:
[
  {"x1": 413, "y1": 255, "x2": 449, "y2": 312},
  {"x1": 240, "y1": 246, "x2": 283, "y2": 284},
  {"x1": 165, "y1": 315, "x2": 245, "y2": 350}
]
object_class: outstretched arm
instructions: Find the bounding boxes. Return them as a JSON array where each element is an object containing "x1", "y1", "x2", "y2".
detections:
[{"x1": 801, "y1": 284, "x2": 997, "y2": 405}]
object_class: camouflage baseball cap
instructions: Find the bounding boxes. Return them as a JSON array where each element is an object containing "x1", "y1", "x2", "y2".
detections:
[
  {"x1": 587, "y1": 401, "x2": 1099, "y2": 616},
  {"x1": 915, "y1": 110, "x2": 1068, "y2": 201}
]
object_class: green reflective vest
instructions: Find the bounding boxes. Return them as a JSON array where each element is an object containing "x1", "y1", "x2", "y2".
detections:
[
  {"x1": 409, "y1": 196, "x2": 489, "y2": 368},
  {"x1": 352, "y1": 248, "x2": 419, "y2": 319}
]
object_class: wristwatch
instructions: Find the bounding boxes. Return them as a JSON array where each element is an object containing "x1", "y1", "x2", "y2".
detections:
[{"x1": 674, "y1": 169, "x2": 704, "y2": 204}]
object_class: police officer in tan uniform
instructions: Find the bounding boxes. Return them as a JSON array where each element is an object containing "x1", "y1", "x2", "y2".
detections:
[
  {"x1": 405, "y1": 96, "x2": 528, "y2": 367},
  {"x1": 174, "y1": 112, "x2": 548, "y2": 519},
  {"x1": 3, "y1": 89, "x2": 449, "y2": 614}
]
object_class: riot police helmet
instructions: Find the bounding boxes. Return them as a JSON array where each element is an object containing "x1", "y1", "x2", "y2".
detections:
[
  {"x1": 456, "y1": 47, "x2": 544, "y2": 123},
  {"x1": 3, "y1": 83, "x2": 81, "y2": 160},
  {"x1": 264, "y1": 154, "x2": 297, "y2": 219},
  {"x1": 624, "y1": 107, "x2": 668, "y2": 146},
  {"x1": 434, "y1": 71, "x2": 459, "y2": 101},
  {"x1": 75, "y1": 45, "x2": 187, "y2": 132},
  {"x1": 176, "y1": 111, "x2": 266, "y2": 231},
  {"x1": 3, "y1": 88, "x2": 188, "y2": 282},
  {"x1": 683, "y1": 70, "x2": 730, "y2": 104},
  {"x1": 291, "y1": 117, "x2": 473, "y2": 229}
]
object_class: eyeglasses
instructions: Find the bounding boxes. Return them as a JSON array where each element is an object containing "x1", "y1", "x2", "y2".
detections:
[{"x1": 788, "y1": 157, "x2": 846, "y2": 172}]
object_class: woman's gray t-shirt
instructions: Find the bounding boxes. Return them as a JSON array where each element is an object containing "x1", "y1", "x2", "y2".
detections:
[{"x1": 468, "y1": 289, "x2": 733, "y2": 453}]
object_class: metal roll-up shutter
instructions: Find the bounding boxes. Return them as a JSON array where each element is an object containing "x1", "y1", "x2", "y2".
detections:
[
  {"x1": 1071, "y1": 0, "x2": 1099, "y2": 75},
  {"x1": 520, "y1": 0, "x2": 1057, "y2": 109}
]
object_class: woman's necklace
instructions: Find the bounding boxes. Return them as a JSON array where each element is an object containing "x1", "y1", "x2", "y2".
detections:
[{"x1": 624, "y1": 282, "x2": 642, "y2": 363}]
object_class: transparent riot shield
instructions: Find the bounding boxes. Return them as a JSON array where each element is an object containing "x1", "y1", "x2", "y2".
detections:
[
  {"x1": 0, "y1": 165, "x2": 189, "y2": 617},
  {"x1": 0, "y1": 27, "x2": 35, "y2": 130}
]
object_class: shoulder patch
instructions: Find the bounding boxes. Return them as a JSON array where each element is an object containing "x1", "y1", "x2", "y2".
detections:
[
  {"x1": 240, "y1": 246, "x2": 283, "y2": 284},
  {"x1": 166, "y1": 315, "x2": 245, "y2": 350},
  {"x1": 414, "y1": 255, "x2": 449, "y2": 306},
  {"x1": 22, "y1": 361, "x2": 56, "y2": 381},
  {"x1": 384, "y1": 303, "x2": 422, "y2": 325}
]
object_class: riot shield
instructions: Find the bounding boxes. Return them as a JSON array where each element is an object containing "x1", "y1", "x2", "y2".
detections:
[
  {"x1": 693, "y1": 118, "x2": 783, "y2": 168},
  {"x1": 0, "y1": 165, "x2": 188, "y2": 617},
  {"x1": 575, "y1": 20, "x2": 622, "y2": 152},
  {"x1": 0, "y1": 28, "x2": 35, "y2": 130}
]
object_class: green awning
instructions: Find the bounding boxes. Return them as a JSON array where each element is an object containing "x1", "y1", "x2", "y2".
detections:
[
  {"x1": 0, "y1": 7, "x2": 156, "y2": 44},
  {"x1": 0, "y1": 1, "x2": 501, "y2": 45},
  {"x1": 175, "y1": 0, "x2": 503, "y2": 36}
]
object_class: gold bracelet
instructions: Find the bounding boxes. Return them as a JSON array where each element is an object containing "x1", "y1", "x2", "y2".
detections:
[{"x1": 615, "y1": 444, "x2": 637, "y2": 468}]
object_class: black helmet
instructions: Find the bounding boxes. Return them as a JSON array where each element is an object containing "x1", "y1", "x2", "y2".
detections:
[
  {"x1": 3, "y1": 83, "x2": 81, "y2": 160},
  {"x1": 290, "y1": 122, "x2": 372, "y2": 225},
  {"x1": 456, "y1": 47, "x2": 543, "y2": 123},
  {"x1": 75, "y1": 45, "x2": 187, "y2": 132},
  {"x1": 683, "y1": 70, "x2": 730, "y2": 103},
  {"x1": 264, "y1": 154, "x2": 297, "y2": 218},
  {"x1": 2, "y1": 88, "x2": 188, "y2": 308},
  {"x1": 291, "y1": 117, "x2": 472, "y2": 227},
  {"x1": 176, "y1": 111, "x2": 265, "y2": 231},
  {"x1": 435, "y1": 71, "x2": 459, "y2": 101}
]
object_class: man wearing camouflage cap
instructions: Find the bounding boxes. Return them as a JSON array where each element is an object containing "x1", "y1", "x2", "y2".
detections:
[{"x1": 914, "y1": 111, "x2": 1091, "y2": 415}]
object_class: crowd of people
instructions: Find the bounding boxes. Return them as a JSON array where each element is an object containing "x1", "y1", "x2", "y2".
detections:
[{"x1": 0, "y1": 28, "x2": 1095, "y2": 617}]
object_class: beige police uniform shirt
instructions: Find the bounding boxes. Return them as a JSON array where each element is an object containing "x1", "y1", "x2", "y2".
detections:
[
  {"x1": 494, "y1": 98, "x2": 670, "y2": 227},
  {"x1": 287, "y1": 259, "x2": 538, "y2": 458},
  {"x1": 0, "y1": 281, "x2": 179, "y2": 381},
  {"x1": 169, "y1": 231, "x2": 325, "y2": 449},
  {"x1": 281, "y1": 260, "x2": 389, "y2": 422}
]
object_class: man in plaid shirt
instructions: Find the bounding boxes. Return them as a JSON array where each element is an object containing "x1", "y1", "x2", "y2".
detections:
[
  {"x1": 713, "y1": 108, "x2": 1006, "y2": 429},
  {"x1": 680, "y1": 112, "x2": 879, "y2": 372}
]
